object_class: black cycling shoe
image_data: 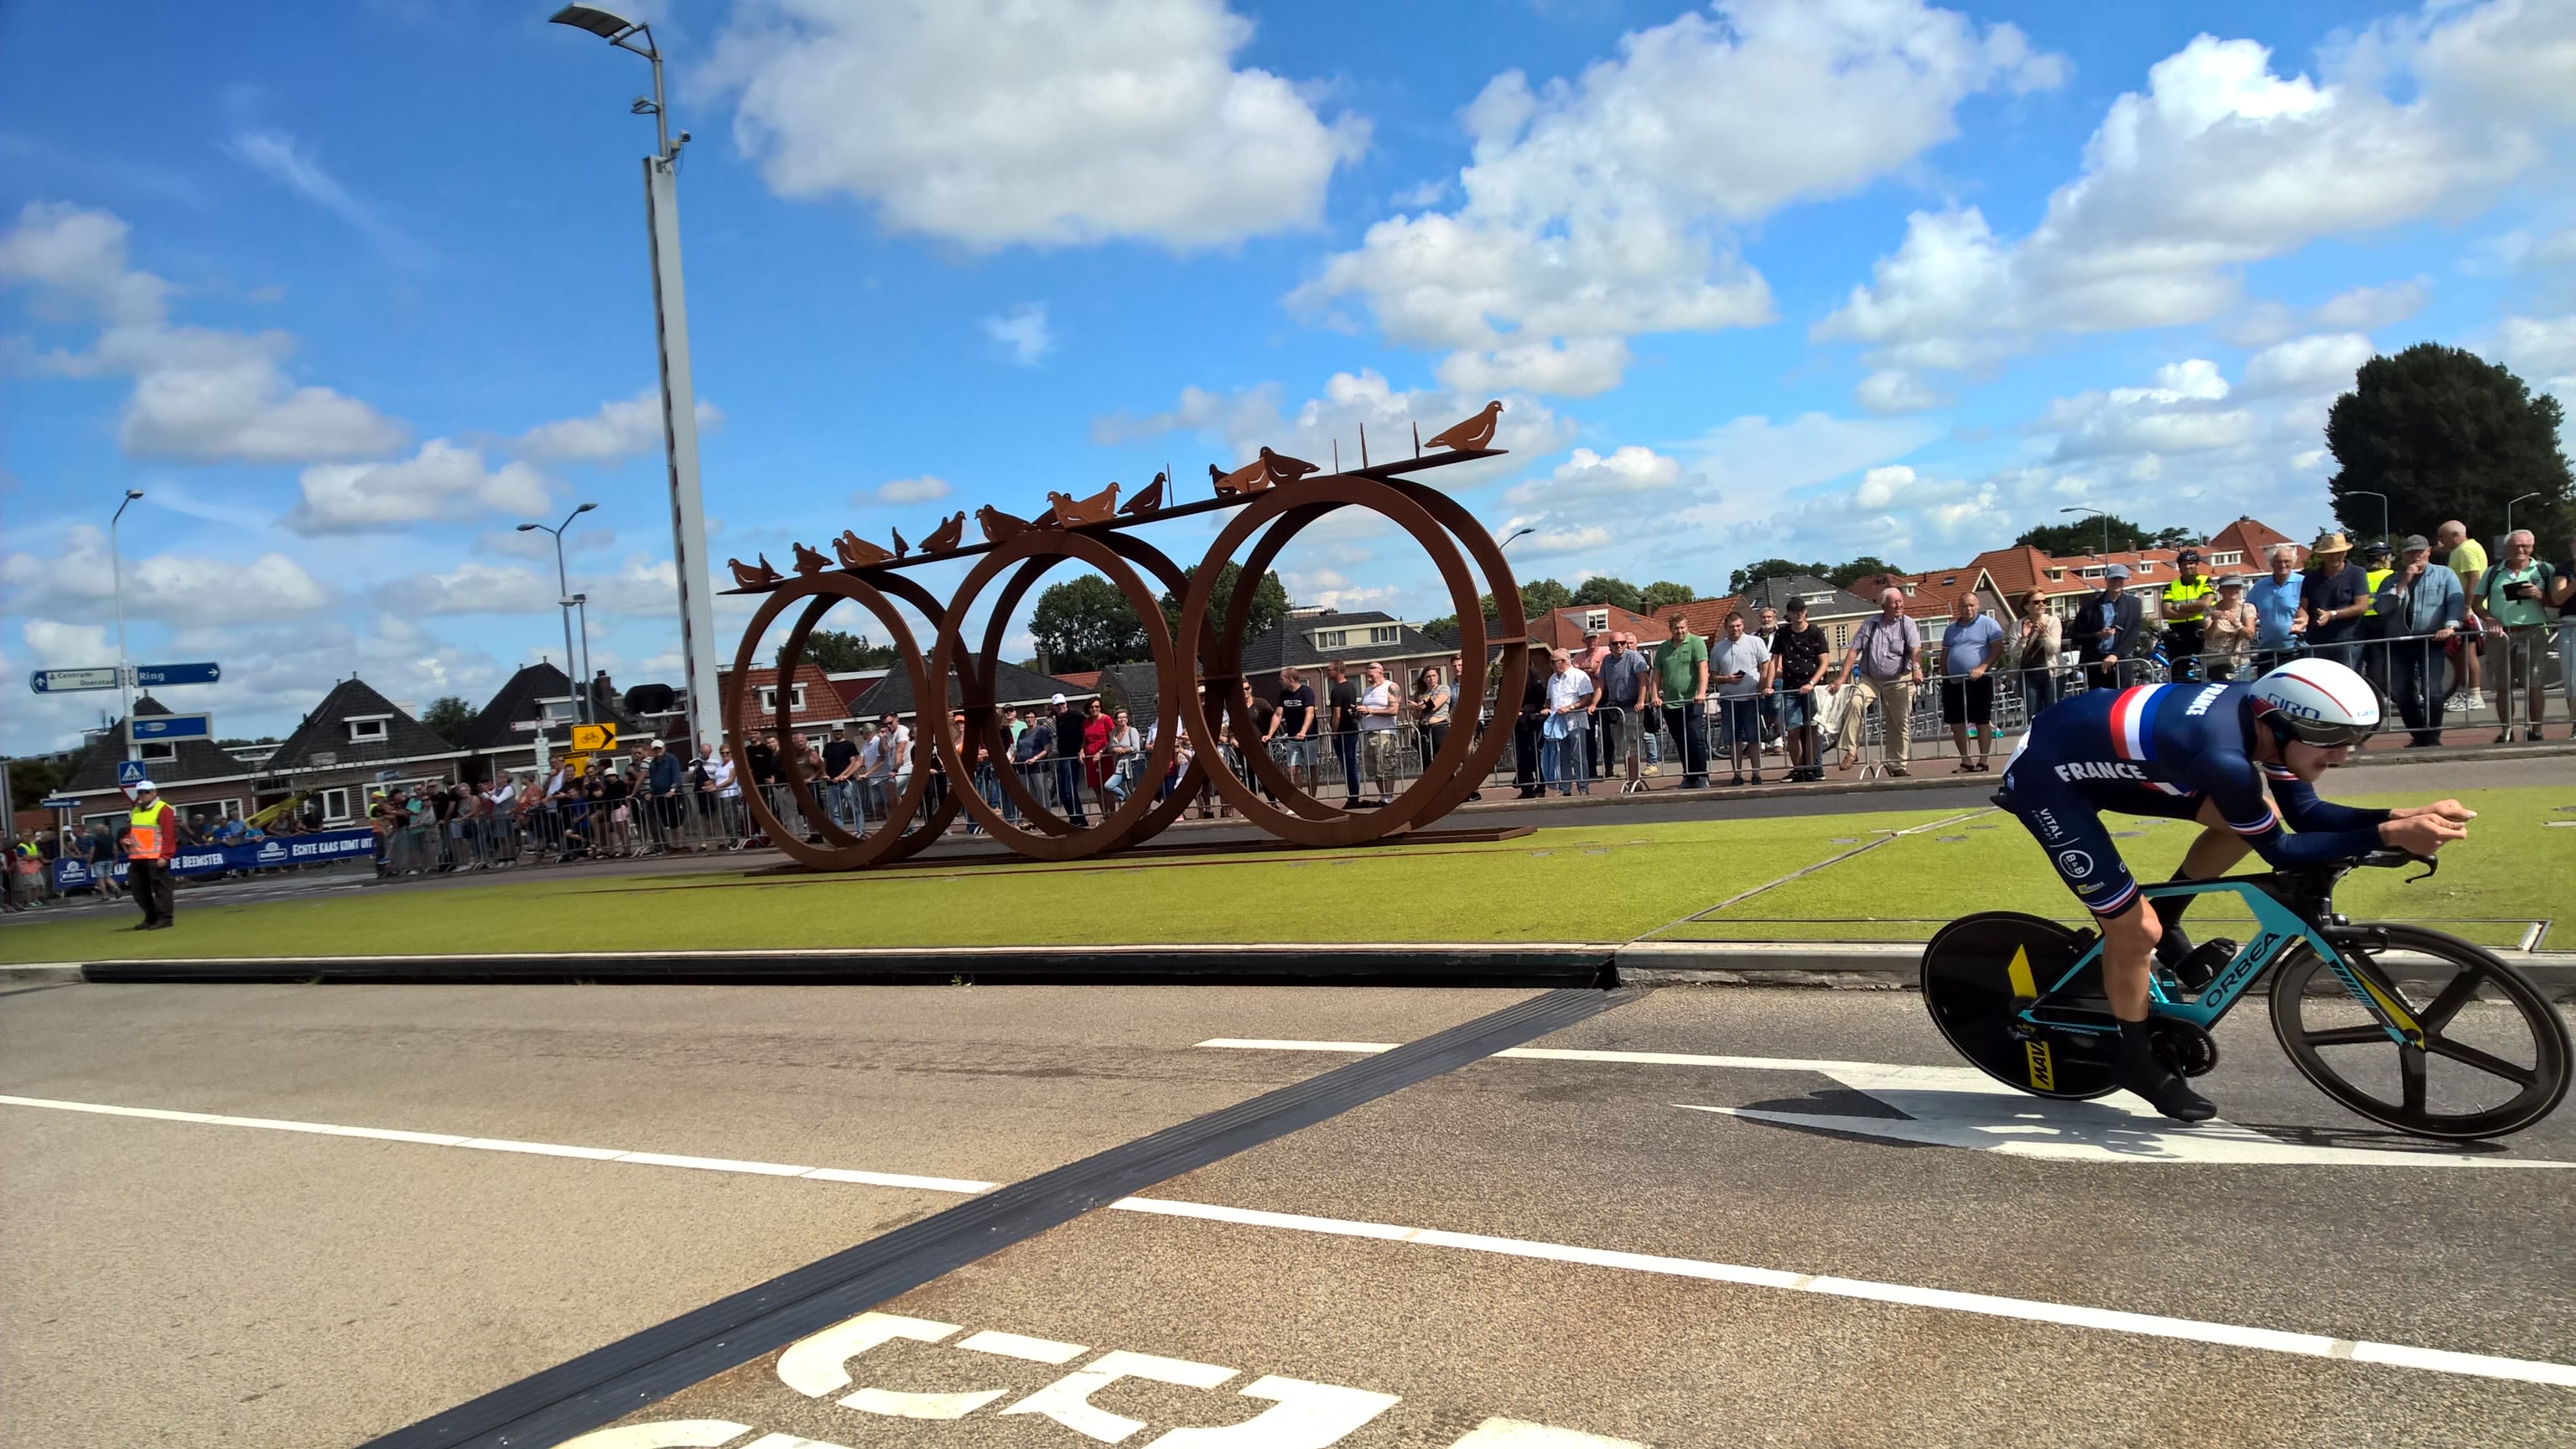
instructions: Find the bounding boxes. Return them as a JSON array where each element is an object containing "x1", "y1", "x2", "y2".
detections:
[{"x1": 2117, "y1": 1018, "x2": 2216, "y2": 1122}]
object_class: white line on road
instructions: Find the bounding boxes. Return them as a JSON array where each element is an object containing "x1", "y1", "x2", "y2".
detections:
[{"x1": 8, "y1": 1090, "x2": 2572, "y2": 1389}]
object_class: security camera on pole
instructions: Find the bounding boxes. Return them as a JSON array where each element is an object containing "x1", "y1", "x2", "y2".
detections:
[{"x1": 551, "y1": 5, "x2": 723, "y2": 753}]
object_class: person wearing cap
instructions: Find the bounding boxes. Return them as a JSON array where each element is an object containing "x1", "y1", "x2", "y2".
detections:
[
  {"x1": 123, "y1": 779, "x2": 179, "y2": 929},
  {"x1": 2076, "y1": 564, "x2": 2144, "y2": 692},
  {"x1": 2199, "y1": 575, "x2": 2258, "y2": 682},
  {"x1": 1770, "y1": 597, "x2": 1831, "y2": 782},
  {"x1": 1045, "y1": 695, "x2": 1087, "y2": 826},
  {"x1": 2374, "y1": 535, "x2": 2466, "y2": 747},
  {"x1": 2158, "y1": 548, "x2": 2214, "y2": 681},
  {"x1": 2296, "y1": 531, "x2": 2371, "y2": 667}
]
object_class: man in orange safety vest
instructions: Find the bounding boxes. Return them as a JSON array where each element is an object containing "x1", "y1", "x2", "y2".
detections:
[{"x1": 125, "y1": 779, "x2": 179, "y2": 931}]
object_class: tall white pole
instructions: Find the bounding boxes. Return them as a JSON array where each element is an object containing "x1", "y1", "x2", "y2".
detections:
[
  {"x1": 646, "y1": 154, "x2": 722, "y2": 755},
  {"x1": 110, "y1": 495, "x2": 138, "y2": 762}
]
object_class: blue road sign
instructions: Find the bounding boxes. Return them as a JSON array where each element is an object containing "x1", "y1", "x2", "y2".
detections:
[
  {"x1": 29, "y1": 667, "x2": 120, "y2": 693},
  {"x1": 39, "y1": 795, "x2": 82, "y2": 809},
  {"x1": 130, "y1": 714, "x2": 211, "y2": 742},
  {"x1": 117, "y1": 761, "x2": 148, "y2": 787},
  {"x1": 134, "y1": 661, "x2": 221, "y2": 688}
]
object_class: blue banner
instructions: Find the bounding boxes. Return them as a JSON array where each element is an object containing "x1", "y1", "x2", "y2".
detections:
[{"x1": 52, "y1": 828, "x2": 378, "y2": 891}]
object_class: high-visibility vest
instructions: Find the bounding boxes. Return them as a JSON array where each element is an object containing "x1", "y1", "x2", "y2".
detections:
[
  {"x1": 127, "y1": 804, "x2": 172, "y2": 861},
  {"x1": 2362, "y1": 567, "x2": 2392, "y2": 616},
  {"x1": 2161, "y1": 576, "x2": 2212, "y2": 621}
]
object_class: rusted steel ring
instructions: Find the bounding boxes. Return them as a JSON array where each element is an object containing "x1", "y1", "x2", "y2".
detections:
[
  {"x1": 726, "y1": 571, "x2": 953, "y2": 870},
  {"x1": 1175, "y1": 475, "x2": 1514, "y2": 849},
  {"x1": 928, "y1": 530, "x2": 1188, "y2": 861}
]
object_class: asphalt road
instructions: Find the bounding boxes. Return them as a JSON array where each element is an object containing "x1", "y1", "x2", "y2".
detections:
[{"x1": 5, "y1": 981, "x2": 2570, "y2": 1447}]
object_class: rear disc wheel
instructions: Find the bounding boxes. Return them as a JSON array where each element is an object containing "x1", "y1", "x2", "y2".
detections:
[{"x1": 1922, "y1": 912, "x2": 2118, "y2": 1100}]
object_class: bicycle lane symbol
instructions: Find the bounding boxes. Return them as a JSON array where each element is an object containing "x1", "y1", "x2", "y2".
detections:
[{"x1": 556, "y1": 1310, "x2": 1651, "y2": 1449}]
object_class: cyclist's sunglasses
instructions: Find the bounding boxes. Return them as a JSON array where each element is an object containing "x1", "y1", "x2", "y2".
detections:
[{"x1": 2269, "y1": 714, "x2": 2376, "y2": 749}]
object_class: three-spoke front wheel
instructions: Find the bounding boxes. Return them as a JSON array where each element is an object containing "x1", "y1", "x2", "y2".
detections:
[{"x1": 2269, "y1": 926, "x2": 2571, "y2": 1140}]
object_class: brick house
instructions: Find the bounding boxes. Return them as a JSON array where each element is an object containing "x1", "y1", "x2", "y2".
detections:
[
  {"x1": 46, "y1": 698, "x2": 259, "y2": 839},
  {"x1": 254, "y1": 678, "x2": 468, "y2": 827}
]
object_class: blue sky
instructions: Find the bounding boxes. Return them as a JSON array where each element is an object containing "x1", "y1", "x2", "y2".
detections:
[{"x1": 4, "y1": 0, "x2": 2573, "y2": 753}]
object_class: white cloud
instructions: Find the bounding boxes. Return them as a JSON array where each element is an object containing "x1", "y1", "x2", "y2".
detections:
[
  {"x1": 1, "y1": 200, "x2": 406, "y2": 463},
  {"x1": 2043, "y1": 359, "x2": 2257, "y2": 461},
  {"x1": 863, "y1": 475, "x2": 952, "y2": 506},
  {"x1": 2, "y1": 524, "x2": 330, "y2": 626},
  {"x1": 2499, "y1": 313, "x2": 2576, "y2": 399},
  {"x1": 2241, "y1": 332, "x2": 2374, "y2": 397},
  {"x1": 981, "y1": 303, "x2": 1053, "y2": 366},
  {"x1": 1504, "y1": 444, "x2": 1684, "y2": 511},
  {"x1": 1818, "y1": 8, "x2": 2567, "y2": 397},
  {"x1": 1296, "y1": 0, "x2": 2062, "y2": 394},
  {"x1": 1091, "y1": 382, "x2": 1285, "y2": 446},
  {"x1": 1094, "y1": 369, "x2": 1576, "y2": 485},
  {"x1": 22, "y1": 619, "x2": 113, "y2": 668},
  {"x1": 516, "y1": 388, "x2": 724, "y2": 463},
  {"x1": 225, "y1": 128, "x2": 424, "y2": 264},
  {"x1": 702, "y1": 0, "x2": 1366, "y2": 250},
  {"x1": 377, "y1": 561, "x2": 557, "y2": 616},
  {"x1": 2311, "y1": 278, "x2": 2429, "y2": 330},
  {"x1": 288, "y1": 439, "x2": 552, "y2": 534},
  {"x1": 1855, "y1": 367, "x2": 1947, "y2": 414}
]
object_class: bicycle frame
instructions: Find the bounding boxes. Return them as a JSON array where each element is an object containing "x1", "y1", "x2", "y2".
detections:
[{"x1": 2019, "y1": 874, "x2": 2422, "y2": 1048}]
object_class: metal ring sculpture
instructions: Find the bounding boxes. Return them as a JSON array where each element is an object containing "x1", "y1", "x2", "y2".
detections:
[{"x1": 727, "y1": 454, "x2": 1522, "y2": 867}]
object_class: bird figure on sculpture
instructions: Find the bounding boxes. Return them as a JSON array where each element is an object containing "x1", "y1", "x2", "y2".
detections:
[
  {"x1": 1426, "y1": 401, "x2": 1503, "y2": 452},
  {"x1": 833, "y1": 530, "x2": 893, "y2": 568},
  {"x1": 1119, "y1": 471, "x2": 1166, "y2": 517},
  {"x1": 792, "y1": 541, "x2": 833, "y2": 575},
  {"x1": 1259, "y1": 446, "x2": 1319, "y2": 485},
  {"x1": 1046, "y1": 480, "x2": 1121, "y2": 526},
  {"x1": 891, "y1": 527, "x2": 909, "y2": 559},
  {"x1": 729, "y1": 555, "x2": 781, "y2": 589},
  {"x1": 919, "y1": 512, "x2": 966, "y2": 554},
  {"x1": 979, "y1": 505, "x2": 1035, "y2": 543},
  {"x1": 1212, "y1": 459, "x2": 1269, "y2": 496}
]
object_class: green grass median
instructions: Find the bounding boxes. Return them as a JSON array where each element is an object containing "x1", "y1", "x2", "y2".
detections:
[{"x1": 4, "y1": 788, "x2": 2566, "y2": 962}]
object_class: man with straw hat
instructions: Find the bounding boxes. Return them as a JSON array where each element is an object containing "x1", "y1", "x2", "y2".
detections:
[{"x1": 2297, "y1": 530, "x2": 2371, "y2": 668}]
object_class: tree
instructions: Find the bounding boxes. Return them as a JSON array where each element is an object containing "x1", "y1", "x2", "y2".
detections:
[
  {"x1": 1519, "y1": 578, "x2": 1574, "y2": 616},
  {"x1": 418, "y1": 695, "x2": 475, "y2": 745},
  {"x1": 1825, "y1": 556, "x2": 1904, "y2": 589},
  {"x1": 2148, "y1": 525, "x2": 2202, "y2": 551},
  {"x1": 786, "y1": 628, "x2": 899, "y2": 675},
  {"x1": 1031, "y1": 574, "x2": 1149, "y2": 671},
  {"x1": 1727, "y1": 558, "x2": 1828, "y2": 594},
  {"x1": 1571, "y1": 575, "x2": 1642, "y2": 611},
  {"x1": 9, "y1": 757, "x2": 64, "y2": 804},
  {"x1": 2015, "y1": 517, "x2": 2157, "y2": 556},
  {"x1": 2326, "y1": 342, "x2": 2573, "y2": 545},
  {"x1": 1159, "y1": 564, "x2": 1289, "y2": 648},
  {"x1": 1639, "y1": 580, "x2": 1696, "y2": 612}
]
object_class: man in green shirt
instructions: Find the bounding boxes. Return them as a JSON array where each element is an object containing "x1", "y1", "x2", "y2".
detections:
[
  {"x1": 2478, "y1": 528, "x2": 2556, "y2": 741},
  {"x1": 2438, "y1": 520, "x2": 2488, "y2": 711},
  {"x1": 1650, "y1": 613, "x2": 1711, "y2": 788}
]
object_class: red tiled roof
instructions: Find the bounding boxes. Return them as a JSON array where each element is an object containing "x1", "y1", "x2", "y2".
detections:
[
  {"x1": 726, "y1": 662, "x2": 855, "y2": 728},
  {"x1": 1052, "y1": 671, "x2": 1104, "y2": 693},
  {"x1": 1532, "y1": 602, "x2": 1665, "y2": 651}
]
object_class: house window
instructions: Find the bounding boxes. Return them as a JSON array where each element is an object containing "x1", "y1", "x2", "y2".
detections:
[
  {"x1": 756, "y1": 684, "x2": 808, "y2": 714},
  {"x1": 1313, "y1": 630, "x2": 1348, "y2": 649},
  {"x1": 1367, "y1": 626, "x2": 1400, "y2": 644},
  {"x1": 541, "y1": 699, "x2": 576, "y2": 721},
  {"x1": 140, "y1": 740, "x2": 176, "y2": 762},
  {"x1": 321, "y1": 787, "x2": 351, "y2": 823},
  {"x1": 1584, "y1": 609, "x2": 1609, "y2": 632},
  {"x1": 1831, "y1": 623, "x2": 1851, "y2": 648},
  {"x1": 2210, "y1": 551, "x2": 2241, "y2": 566},
  {"x1": 348, "y1": 718, "x2": 388, "y2": 742}
]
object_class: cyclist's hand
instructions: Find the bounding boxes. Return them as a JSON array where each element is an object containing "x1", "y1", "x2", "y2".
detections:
[
  {"x1": 2389, "y1": 798, "x2": 2476, "y2": 824},
  {"x1": 2379, "y1": 812, "x2": 2468, "y2": 855}
]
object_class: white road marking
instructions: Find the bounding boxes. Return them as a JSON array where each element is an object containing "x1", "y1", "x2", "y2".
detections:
[
  {"x1": 1451, "y1": 1420, "x2": 1649, "y2": 1449},
  {"x1": 960, "y1": 1329, "x2": 1090, "y2": 1364},
  {"x1": 7, "y1": 1092, "x2": 2573, "y2": 1389},
  {"x1": 1000, "y1": 1349, "x2": 1238, "y2": 1442},
  {"x1": 1195, "y1": 1041, "x2": 2576, "y2": 1169},
  {"x1": 553, "y1": 1425, "x2": 756, "y2": 1449}
]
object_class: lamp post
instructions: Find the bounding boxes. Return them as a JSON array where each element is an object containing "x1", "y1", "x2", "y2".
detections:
[
  {"x1": 2504, "y1": 491, "x2": 2542, "y2": 543},
  {"x1": 110, "y1": 489, "x2": 144, "y2": 761},
  {"x1": 551, "y1": 5, "x2": 722, "y2": 752},
  {"x1": 519, "y1": 501, "x2": 599, "y2": 724},
  {"x1": 1498, "y1": 527, "x2": 1535, "y2": 550},
  {"x1": 2345, "y1": 490, "x2": 2390, "y2": 548},
  {"x1": 2060, "y1": 506, "x2": 2111, "y2": 558}
]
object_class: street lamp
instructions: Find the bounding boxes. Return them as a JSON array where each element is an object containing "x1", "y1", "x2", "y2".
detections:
[
  {"x1": 519, "y1": 501, "x2": 599, "y2": 723},
  {"x1": 111, "y1": 489, "x2": 144, "y2": 761},
  {"x1": 2504, "y1": 491, "x2": 2542, "y2": 542},
  {"x1": 1499, "y1": 527, "x2": 1535, "y2": 550},
  {"x1": 551, "y1": 5, "x2": 722, "y2": 751},
  {"x1": 2344, "y1": 490, "x2": 2390, "y2": 547},
  {"x1": 2060, "y1": 506, "x2": 2111, "y2": 558}
]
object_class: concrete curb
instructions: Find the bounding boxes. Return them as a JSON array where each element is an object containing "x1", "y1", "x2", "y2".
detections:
[{"x1": 0, "y1": 963, "x2": 83, "y2": 984}]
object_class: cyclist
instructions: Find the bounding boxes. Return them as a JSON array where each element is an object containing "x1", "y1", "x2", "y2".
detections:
[{"x1": 1994, "y1": 657, "x2": 2471, "y2": 1121}]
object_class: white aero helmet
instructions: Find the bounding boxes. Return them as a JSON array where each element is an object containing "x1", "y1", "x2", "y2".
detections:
[{"x1": 2249, "y1": 657, "x2": 2380, "y2": 746}]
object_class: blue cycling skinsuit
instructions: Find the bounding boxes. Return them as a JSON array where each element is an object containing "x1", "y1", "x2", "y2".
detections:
[{"x1": 1997, "y1": 682, "x2": 2390, "y2": 917}]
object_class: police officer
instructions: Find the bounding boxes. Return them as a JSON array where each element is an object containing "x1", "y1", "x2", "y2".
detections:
[
  {"x1": 125, "y1": 779, "x2": 179, "y2": 930},
  {"x1": 2159, "y1": 547, "x2": 2213, "y2": 682},
  {"x1": 2359, "y1": 538, "x2": 2397, "y2": 697}
]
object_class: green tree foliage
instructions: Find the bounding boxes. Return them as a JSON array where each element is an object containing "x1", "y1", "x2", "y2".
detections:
[
  {"x1": 1519, "y1": 578, "x2": 1574, "y2": 616},
  {"x1": 1726, "y1": 558, "x2": 1826, "y2": 594},
  {"x1": 1639, "y1": 580, "x2": 1696, "y2": 612},
  {"x1": 1031, "y1": 574, "x2": 1150, "y2": 670},
  {"x1": 784, "y1": 628, "x2": 901, "y2": 675},
  {"x1": 1570, "y1": 575, "x2": 1642, "y2": 611},
  {"x1": 1426, "y1": 575, "x2": 1577, "y2": 644},
  {"x1": 2326, "y1": 342, "x2": 2573, "y2": 544},
  {"x1": 1158, "y1": 564, "x2": 1289, "y2": 649},
  {"x1": 9, "y1": 757, "x2": 65, "y2": 804},
  {"x1": 2013, "y1": 517, "x2": 2162, "y2": 556},
  {"x1": 418, "y1": 695, "x2": 475, "y2": 745}
]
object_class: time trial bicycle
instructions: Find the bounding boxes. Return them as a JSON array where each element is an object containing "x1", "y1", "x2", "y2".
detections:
[{"x1": 1921, "y1": 850, "x2": 2570, "y2": 1140}]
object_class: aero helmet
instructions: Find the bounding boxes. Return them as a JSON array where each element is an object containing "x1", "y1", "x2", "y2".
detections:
[{"x1": 2248, "y1": 657, "x2": 2380, "y2": 747}]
